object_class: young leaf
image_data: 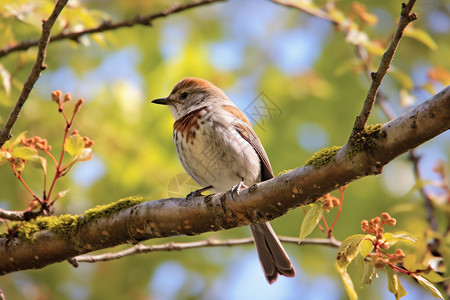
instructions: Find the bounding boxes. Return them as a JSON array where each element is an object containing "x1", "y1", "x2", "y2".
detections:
[
  {"x1": 9, "y1": 131, "x2": 28, "y2": 149},
  {"x1": 336, "y1": 262, "x2": 358, "y2": 300},
  {"x1": 12, "y1": 146, "x2": 36, "y2": 160},
  {"x1": 65, "y1": 134, "x2": 85, "y2": 157},
  {"x1": 361, "y1": 261, "x2": 376, "y2": 287},
  {"x1": 385, "y1": 266, "x2": 407, "y2": 300},
  {"x1": 413, "y1": 275, "x2": 444, "y2": 299},
  {"x1": 299, "y1": 202, "x2": 323, "y2": 243},
  {"x1": 29, "y1": 155, "x2": 47, "y2": 174},
  {"x1": 336, "y1": 234, "x2": 369, "y2": 270},
  {"x1": 421, "y1": 271, "x2": 447, "y2": 283}
]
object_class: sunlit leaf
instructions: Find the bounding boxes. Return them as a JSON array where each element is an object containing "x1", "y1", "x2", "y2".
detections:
[
  {"x1": 413, "y1": 275, "x2": 444, "y2": 299},
  {"x1": 404, "y1": 27, "x2": 437, "y2": 50},
  {"x1": 336, "y1": 262, "x2": 358, "y2": 300},
  {"x1": 362, "y1": 261, "x2": 376, "y2": 287},
  {"x1": 421, "y1": 271, "x2": 447, "y2": 283},
  {"x1": 12, "y1": 146, "x2": 36, "y2": 160},
  {"x1": 299, "y1": 201, "x2": 323, "y2": 243},
  {"x1": 65, "y1": 134, "x2": 85, "y2": 157},
  {"x1": 383, "y1": 232, "x2": 417, "y2": 248},
  {"x1": 337, "y1": 234, "x2": 370, "y2": 270},
  {"x1": 385, "y1": 266, "x2": 407, "y2": 299},
  {"x1": 9, "y1": 131, "x2": 28, "y2": 149},
  {"x1": 29, "y1": 155, "x2": 47, "y2": 174}
]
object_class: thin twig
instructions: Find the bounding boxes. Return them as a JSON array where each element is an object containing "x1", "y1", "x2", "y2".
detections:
[
  {"x1": 68, "y1": 236, "x2": 341, "y2": 266},
  {"x1": 0, "y1": 0, "x2": 226, "y2": 59},
  {"x1": 350, "y1": 0, "x2": 417, "y2": 137},
  {"x1": 0, "y1": 208, "x2": 48, "y2": 221},
  {"x1": 0, "y1": 0, "x2": 69, "y2": 147}
]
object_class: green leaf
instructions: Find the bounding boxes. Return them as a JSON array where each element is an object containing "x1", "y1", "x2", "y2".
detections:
[
  {"x1": 9, "y1": 131, "x2": 28, "y2": 149},
  {"x1": 361, "y1": 261, "x2": 376, "y2": 287},
  {"x1": 336, "y1": 262, "x2": 358, "y2": 300},
  {"x1": 404, "y1": 27, "x2": 438, "y2": 50},
  {"x1": 360, "y1": 238, "x2": 374, "y2": 258},
  {"x1": 29, "y1": 155, "x2": 47, "y2": 174},
  {"x1": 299, "y1": 201, "x2": 323, "y2": 243},
  {"x1": 12, "y1": 146, "x2": 36, "y2": 160},
  {"x1": 65, "y1": 134, "x2": 85, "y2": 157},
  {"x1": 385, "y1": 266, "x2": 407, "y2": 299},
  {"x1": 383, "y1": 232, "x2": 417, "y2": 248},
  {"x1": 421, "y1": 271, "x2": 447, "y2": 283},
  {"x1": 413, "y1": 275, "x2": 444, "y2": 299},
  {"x1": 336, "y1": 234, "x2": 369, "y2": 270}
]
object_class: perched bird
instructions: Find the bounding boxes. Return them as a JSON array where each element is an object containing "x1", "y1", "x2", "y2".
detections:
[{"x1": 152, "y1": 77, "x2": 295, "y2": 283}]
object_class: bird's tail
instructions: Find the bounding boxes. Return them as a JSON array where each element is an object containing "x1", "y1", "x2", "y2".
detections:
[{"x1": 250, "y1": 222, "x2": 295, "y2": 284}]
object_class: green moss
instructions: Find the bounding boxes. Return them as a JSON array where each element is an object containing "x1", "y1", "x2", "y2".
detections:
[
  {"x1": 82, "y1": 196, "x2": 144, "y2": 223},
  {"x1": 277, "y1": 169, "x2": 294, "y2": 176},
  {"x1": 304, "y1": 146, "x2": 342, "y2": 168},
  {"x1": 0, "y1": 196, "x2": 145, "y2": 242},
  {"x1": 347, "y1": 124, "x2": 386, "y2": 159}
]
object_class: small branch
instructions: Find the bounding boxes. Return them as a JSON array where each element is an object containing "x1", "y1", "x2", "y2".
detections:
[
  {"x1": 350, "y1": 0, "x2": 417, "y2": 137},
  {"x1": 0, "y1": 208, "x2": 48, "y2": 221},
  {"x1": 0, "y1": 0, "x2": 69, "y2": 147},
  {"x1": 69, "y1": 236, "x2": 341, "y2": 265},
  {"x1": 0, "y1": 0, "x2": 226, "y2": 58}
]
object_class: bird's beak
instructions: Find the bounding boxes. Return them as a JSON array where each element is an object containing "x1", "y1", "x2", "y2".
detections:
[{"x1": 151, "y1": 97, "x2": 170, "y2": 105}]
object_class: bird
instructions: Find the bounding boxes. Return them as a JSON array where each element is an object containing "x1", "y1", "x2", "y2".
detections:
[{"x1": 152, "y1": 77, "x2": 295, "y2": 284}]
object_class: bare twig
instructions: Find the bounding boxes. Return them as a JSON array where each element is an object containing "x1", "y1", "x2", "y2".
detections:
[
  {"x1": 0, "y1": 0, "x2": 226, "y2": 59},
  {"x1": 0, "y1": 208, "x2": 49, "y2": 221},
  {"x1": 68, "y1": 236, "x2": 341, "y2": 266},
  {"x1": 0, "y1": 0, "x2": 69, "y2": 147},
  {"x1": 350, "y1": 0, "x2": 417, "y2": 137}
]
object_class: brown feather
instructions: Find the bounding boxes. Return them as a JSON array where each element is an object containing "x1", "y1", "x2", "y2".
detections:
[{"x1": 173, "y1": 106, "x2": 207, "y2": 143}]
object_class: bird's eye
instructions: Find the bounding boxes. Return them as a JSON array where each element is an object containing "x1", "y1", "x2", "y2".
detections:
[{"x1": 180, "y1": 92, "x2": 189, "y2": 99}]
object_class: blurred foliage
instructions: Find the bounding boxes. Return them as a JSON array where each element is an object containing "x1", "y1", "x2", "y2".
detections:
[{"x1": 0, "y1": 0, "x2": 449, "y2": 299}]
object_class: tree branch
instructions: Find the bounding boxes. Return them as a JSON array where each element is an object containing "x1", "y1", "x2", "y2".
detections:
[
  {"x1": 0, "y1": 86, "x2": 448, "y2": 275},
  {"x1": 68, "y1": 236, "x2": 340, "y2": 266},
  {"x1": 0, "y1": 0, "x2": 69, "y2": 147},
  {"x1": 0, "y1": 0, "x2": 226, "y2": 59},
  {"x1": 350, "y1": 0, "x2": 417, "y2": 136},
  {"x1": 0, "y1": 208, "x2": 48, "y2": 221}
]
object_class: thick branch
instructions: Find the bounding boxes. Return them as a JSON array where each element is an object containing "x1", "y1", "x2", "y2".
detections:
[
  {"x1": 0, "y1": 87, "x2": 448, "y2": 275},
  {"x1": 69, "y1": 236, "x2": 340, "y2": 266},
  {"x1": 0, "y1": 0, "x2": 68, "y2": 147},
  {"x1": 351, "y1": 0, "x2": 417, "y2": 136},
  {"x1": 0, "y1": 0, "x2": 226, "y2": 59}
]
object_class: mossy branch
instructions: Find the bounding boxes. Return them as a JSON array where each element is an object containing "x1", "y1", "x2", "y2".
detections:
[{"x1": 0, "y1": 86, "x2": 448, "y2": 275}]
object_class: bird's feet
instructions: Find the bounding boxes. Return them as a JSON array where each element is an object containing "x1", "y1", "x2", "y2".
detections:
[
  {"x1": 186, "y1": 185, "x2": 213, "y2": 201},
  {"x1": 231, "y1": 180, "x2": 247, "y2": 201}
]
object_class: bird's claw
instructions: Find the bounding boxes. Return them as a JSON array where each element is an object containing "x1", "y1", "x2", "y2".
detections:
[
  {"x1": 186, "y1": 185, "x2": 213, "y2": 201},
  {"x1": 231, "y1": 180, "x2": 247, "y2": 200}
]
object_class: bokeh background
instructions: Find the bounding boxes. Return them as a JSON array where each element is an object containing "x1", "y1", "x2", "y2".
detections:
[{"x1": 0, "y1": 0, "x2": 449, "y2": 299}]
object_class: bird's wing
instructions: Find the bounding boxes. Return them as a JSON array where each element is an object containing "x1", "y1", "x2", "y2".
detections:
[{"x1": 221, "y1": 105, "x2": 274, "y2": 181}]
